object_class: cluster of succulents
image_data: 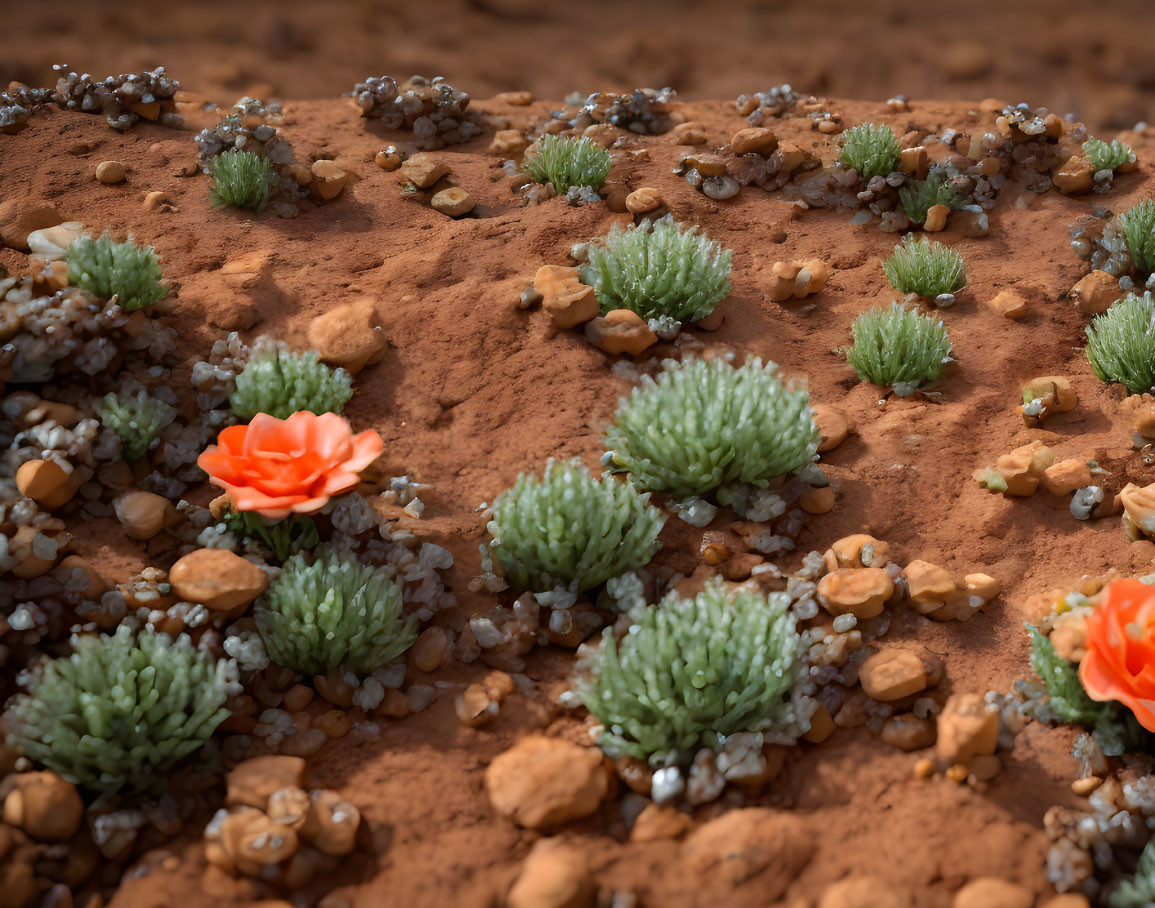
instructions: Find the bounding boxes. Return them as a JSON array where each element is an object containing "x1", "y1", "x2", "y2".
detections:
[
  {"x1": 1085, "y1": 292, "x2": 1155, "y2": 394},
  {"x1": 1119, "y1": 199, "x2": 1155, "y2": 275},
  {"x1": 605, "y1": 357, "x2": 819, "y2": 497},
  {"x1": 579, "y1": 217, "x2": 732, "y2": 323},
  {"x1": 194, "y1": 97, "x2": 293, "y2": 168},
  {"x1": 255, "y1": 547, "x2": 417, "y2": 676},
  {"x1": 486, "y1": 460, "x2": 665, "y2": 594},
  {"x1": 209, "y1": 149, "x2": 281, "y2": 211},
  {"x1": 229, "y1": 338, "x2": 353, "y2": 420},
  {"x1": 578, "y1": 580, "x2": 803, "y2": 761},
  {"x1": 51, "y1": 64, "x2": 182, "y2": 130},
  {"x1": 845, "y1": 303, "x2": 952, "y2": 393},
  {"x1": 3, "y1": 627, "x2": 231, "y2": 792},
  {"x1": 95, "y1": 390, "x2": 178, "y2": 460},
  {"x1": 883, "y1": 235, "x2": 967, "y2": 298},
  {"x1": 521, "y1": 135, "x2": 612, "y2": 194},
  {"x1": 349, "y1": 74, "x2": 481, "y2": 148},
  {"x1": 838, "y1": 122, "x2": 900, "y2": 180},
  {"x1": 1084, "y1": 137, "x2": 1136, "y2": 174},
  {"x1": 65, "y1": 231, "x2": 168, "y2": 311},
  {"x1": 899, "y1": 169, "x2": 964, "y2": 225}
]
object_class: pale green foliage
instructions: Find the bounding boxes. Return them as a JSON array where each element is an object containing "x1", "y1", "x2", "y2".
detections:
[
  {"x1": 255, "y1": 546, "x2": 417, "y2": 676},
  {"x1": 839, "y1": 122, "x2": 900, "y2": 180},
  {"x1": 4, "y1": 627, "x2": 230, "y2": 793},
  {"x1": 1084, "y1": 137, "x2": 1135, "y2": 173},
  {"x1": 488, "y1": 459, "x2": 665, "y2": 593},
  {"x1": 520, "y1": 135, "x2": 612, "y2": 193},
  {"x1": 579, "y1": 216, "x2": 732, "y2": 322},
  {"x1": 95, "y1": 390, "x2": 177, "y2": 460},
  {"x1": 882, "y1": 235, "x2": 967, "y2": 297},
  {"x1": 846, "y1": 302, "x2": 951, "y2": 390},
  {"x1": 66, "y1": 231, "x2": 167, "y2": 311},
  {"x1": 899, "y1": 169, "x2": 963, "y2": 225},
  {"x1": 578, "y1": 579, "x2": 802, "y2": 761},
  {"x1": 606, "y1": 357, "x2": 819, "y2": 497},
  {"x1": 1085, "y1": 292, "x2": 1155, "y2": 394},
  {"x1": 1119, "y1": 199, "x2": 1155, "y2": 273},
  {"x1": 1111, "y1": 839, "x2": 1155, "y2": 908},
  {"x1": 230, "y1": 338, "x2": 353, "y2": 420},
  {"x1": 209, "y1": 149, "x2": 279, "y2": 211}
]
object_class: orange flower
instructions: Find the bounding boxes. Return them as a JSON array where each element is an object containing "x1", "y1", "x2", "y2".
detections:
[
  {"x1": 1079, "y1": 577, "x2": 1155, "y2": 732},
  {"x1": 198, "y1": 411, "x2": 382, "y2": 520}
]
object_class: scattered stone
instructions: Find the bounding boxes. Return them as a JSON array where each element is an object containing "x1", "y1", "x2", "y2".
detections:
[
  {"x1": 625, "y1": 187, "x2": 663, "y2": 215},
  {"x1": 986, "y1": 441, "x2": 1053, "y2": 496},
  {"x1": 952, "y1": 878, "x2": 1033, "y2": 908},
  {"x1": 584, "y1": 309, "x2": 659, "y2": 356},
  {"x1": 1121, "y1": 482, "x2": 1155, "y2": 539},
  {"x1": 913, "y1": 758, "x2": 935, "y2": 779},
  {"x1": 143, "y1": 190, "x2": 172, "y2": 211},
  {"x1": 456, "y1": 683, "x2": 498, "y2": 727},
  {"x1": 2, "y1": 771, "x2": 84, "y2": 841},
  {"x1": 681, "y1": 808, "x2": 813, "y2": 901},
  {"x1": 15, "y1": 459, "x2": 78, "y2": 507},
  {"x1": 923, "y1": 204, "x2": 949, "y2": 233},
  {"x1": 963, "y1": 573, "x2": 1001, "y2": 602},
  {"x1": 1053, "y1": 156, "x2": 1096, "y2": 195},
  {"x1": 825, "y1": 534, "x2": 889, "y2": 570},
  {"x1": 803, "y1": 703, "x2": 836, "y2": 744},
  {"x1": 880, "y1": 713, "x2": 936, "y2": 751},
  {"x1": 630, "y1": 803, "x2": 690, "y2": 843},
  {"x1": 220, "y1": 808, "x2": 299, "y2": 875},
  {"x1": 399, "y1": 153, "x2": 447, "y2": 189},
  {"x1": 898, "y1": 147, "x2": 930, "y2": 180},
  {"x1": 485, "y1": 736, "x2": 609, "y2": 829},
  {"x1": 1039, "y1": 897, "x2": 1091, "y2": 908},
  {"x1": 95, "y1": 161, "x2": 126, "y2": 184},
  {"x1": 431, "y1": 186, "x2": 475, "y2": 217},
  {"x1": 730, "y1": 127, "x2": 778, "y2": 156},
  {"x1": 534, "y1": 265, "x2": 598, "y2": 329},
  {"x1": 904, "y1": 560, "x2": 956, "y2": 615},
  {"x1": 507, "y1": 837, "x2": 596, "y2": 908},
  {"x1": 670, "y1": 122, "x2": 708, "y2": 145},
  {"x1": 495, "y1": 90, "x2": 533, "y2": 106},
  {"x1": 227, "y1": 756, "x2": 307, "y2": 810},
  {"x1": 1070, "y1": 271, "x2": 1119, "y2": 315},
  {"x1": 860, "y1": 649, "x2": 928, "y2": 701},
  {"x1": 1023, "y1": 376, "x2": 1077, "y2": 413},
  {"x1": 813, "y1": 403, "x2": 851, "y2": 452},
  {"x1": 969, "y1": 754, "x2": 1002, "y2": 782},
  {"x1": 800, "y1": 486, "x2": 836, "y2": 514},
  {"x1": 310, "y1": 160, "x2": 348, "y2": 200},
  {"x1": 114, "y1": 490, "x2": 176, "y2": 540},
  {"x1": 490, "y1": 129, "x2": 529, "y2": 157},
  {"x1": 374, "y1": 148, "x2": 402, "y2": 171},
  {"x1": 766, "y1": 259, "x2": 830, "y2": 302},
  {"x1": 54, "y1": 555, "x2": 109, "y2": 600},
  {"x1": 818, "y1": 876, "x2": 916, "y2": 908},
  {"x1": 986, "y1": 289, "x2": 1027, "y2": 320},
  {"x1": 169, "y1": 548, "x2": 267, "y2": 611},
  {"x1": 411, "y1": 627, "x2": 450, "y2": 672},
  {"x1": 936, "y1": 694, "x2": 999, "y2": 767},
  {"x1": 817, "y1": 568, "x2": 894, "y2": 619},
  {"x1": 306, "y1": 297, "x2": 387, "y2": 374},
  {"x1": 0, "y1": 201, "x2": 63, "y2": 251},
  {"x1": 1042, "y1": 459, "x2": 1093, "y2": 496},
  {"x1": 304, "y1": 789, "x2": 360, "y2": 856}
]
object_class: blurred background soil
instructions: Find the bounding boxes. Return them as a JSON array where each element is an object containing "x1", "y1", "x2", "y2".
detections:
[{"x1": 5, "y1": 0, "x2": 1155, "y2": 131}]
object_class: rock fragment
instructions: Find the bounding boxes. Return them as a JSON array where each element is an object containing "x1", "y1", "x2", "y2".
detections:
[
  {"x1": 310, "y1": 160, "x2": 348, "y2": 200},
  {"x1": 507, "y1": 838, "x2": 596, "y2": 908},
  {"x1": 306, "y1": 297, "x2": 387, "y2": 374},
  {"x1": 95, "y1": 161, "x2": 127, "y2": 184},
  {"x1": 936, "y1": 694, "x2": 999, "y2": 767},
  {"x1": 534, "y1": 265, "x2": 598, "y2": 329},
  {"x1": 817, "y1": 568, "x2": 894, "y2": 619},
  {"x1": 114, "y1": 490, "x2": 177, "y2": 540},
  {"x1": 2, "y1": 771, "x2": 84, "y2": 841},
  {"x1": 431, "y1": 186, "x2": 475, "y2": 217},
  {"x1": 485, "y1": 736, "x2": 609, "y2": 829},
  {"x1": 986, "y1": 289, "x2": 1026, "y2": 320},
  {"x1": 681, "y1": 808, "x2": 813, "y2": 900},
  {"x1": 169, "y1": 548, "x2": 268, "y2": 611},
  {"x1": 584, "y1": 309, "x2": 658, "y2": 356},
  {"x1": 399, "y1": 153, "x2": 447, "y2": 189},
  {"x1": 1070, "y1": 271, "x2": 1119, "y2": 315},
  {"x1": 859, "y1": 649, "x2": 928, "y2": 701}
]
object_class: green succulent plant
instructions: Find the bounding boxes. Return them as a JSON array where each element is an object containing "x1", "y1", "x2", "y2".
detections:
[
  {"x1": 1118, "y1": 199, "x2": 1155, "y2": 274},
  {"x1": 487, "y1": 459, "x2": 665, "y2": 594},
  {"x1": 520, "y1": 135, "x2": 612, "y2": 193},
  {"x1": 839, "y1": 122, "x2": 900, "y2": 180},
  {"x1": 1084, "y1": 137, "x2": 1135, "y2": 173},
  {"x1": 882, "y1": 235, "x2": 967, "y2": 297},
  {"x1": 845, "y1": 302, "x2": 951, "y2": 392},
  {"x1": 604, "y1": 356, "x2": 818, "y2": 497},
  {"x1": 95, "y1": 390, "x2": 177, "y2": 460},
  {"x1": 579, "y1": 216, "x2": 732, "y2": 322},
  {"x1": 578, "y1": 579, "x2": 803, "y2": 762},
  {"x1": 3, "y1": 627, "x2": 230, "y2": 793},
  {"x1": 899, "y1": 169, "x2": 964, "y2": 225},
  {"x1": 230, "y1": 338, "x2": 353, "y2": 420},
  {"x1": 66, "y1": 231, "x2": 167, "y2": 312},
  {"x1": 1111, "y1": 838, "x2": 1155, "y2": 908},
  {"x1": 1085, "y1": 291, "x2": 1155, "y2": 394},
  {"x1": 209, "y1": 148, "x2": 280, "y2": 211},
  {"x1": 255, "y1": 546, "x2": 417, "y2": 676}
]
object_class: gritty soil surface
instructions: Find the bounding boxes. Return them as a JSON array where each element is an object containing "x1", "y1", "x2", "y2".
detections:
[{"x1": 4, "y1": 87, "x2": 1155, "y2": 906}]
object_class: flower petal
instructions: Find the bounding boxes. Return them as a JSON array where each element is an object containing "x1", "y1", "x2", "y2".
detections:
[{"x1": 340, "y1": 430, "x2": 384, "y2": 473}]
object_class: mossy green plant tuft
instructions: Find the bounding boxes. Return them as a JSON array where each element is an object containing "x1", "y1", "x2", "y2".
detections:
[
  {"x1": 578, "y1": 579, "x2": 803, "y2": 762},
  {"x1": 605, "y1": 357, "x2": 819, "y2": 497},
  {"x1": 66, "y1": 231, "x2": 167, "y2": 312},
  {"x1": 899, "y1": 169, "x2": 964, "y2": 225},
  {"x1": 209, "y1": 148, "x2": 280, "y2": 211},
  {"x1": 579, "y1": 216, "x2": 732, "y2": 322},
  {"x1": 1084, "y1": 137, "x2": 1135, "y2": 173},
  {"x1": 845, "y1": 302, "x2": 951, "y2": 392},
  {"x1": 839, "y1": 122, "x2": 900, "y2": 180},
  {"x1": 487, "y1": 459, "x2": 665, "y2": 594},
  {"x1": 230, "y1": 338, "x2": 353, "y2": 421},
  {"x1": 1118, "y1": 199, "x2": 1155, "y2": 274},
  {"x1": 95, "y1": 390, "x2": 178, "y2": 460},
  {"x1": 3, "y1": 627, "x2": 230, "y2": 793},
  {"x1": 1085, "y1": 291, "x2": 1155, "y2": 394},
  {"x1": 520, "y1": 135, "x2": 612, "y2": 193},
  {"x1": 882, "y1": 234, "x2": 967, "y2": 297},
  {"x1": 255, "y1": 546, "x2": 417, "y2": 676}
]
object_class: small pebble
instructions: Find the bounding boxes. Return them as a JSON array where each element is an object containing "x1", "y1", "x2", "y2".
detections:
[
  {"x1": 95, "y1": 161, "x2": 126, "y2": 184},
  {"x1": 431, "y1": 187, "x2": 475, "y2": 217}
]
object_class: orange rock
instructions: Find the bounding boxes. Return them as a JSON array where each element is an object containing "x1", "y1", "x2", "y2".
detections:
[
  {"x1": 936, "y1": 694, "x2": 999, "y2": 766},
  {"x1": 226, "y1": 755, "x2": 307, "y2": 810},
  {"x1": 489, "y1": 129, "x2": 528, "y2": 157},
  {"x1": 584, "y1": 309, "x2": 658, "y2": 356},
  {"x1": 825, "y1": 534, "x2": 889, "y2": 569},
  {"x1": 534, "y1": 265, "x2": 599, "y2": 329},
  {"x1": 952, "y1": 878, "x2": 1033, "y2": 908},
  {"x1": 730, "y1": 127, "x2": 778, "y2": 156},
  {"x1": 1053, "y1": 156, "x2": 1096, "y2": 194},
  {"x1": 1070, "y1": 271, "x2": 1120, "y2": 315},
  {"x1": 897, "y1": 147, "x2": 930, "y2": 180},
  {"x1": 923, "y1": 204, "x2": 949, "y2": 232},
  {"x1": 2, "y1": 771, "x2": 84, "y2": 841},
  {"x1": 306, "y1": 297, "x2": 387, "y2": 374},
  {"x1": 986, "y1": 289, "x2": 1027, "y2": 320},
  {"x1": 485, "y1": 736, "x2": 608, "y2": 829},
  {"x1": 399, "y1": 153, "x2": 447, "y2": 189},
  {"x1": 625, "y1": 187, "x2": 663, "y2": 215},
  {"x1": 817, "y1": 568, "x2": 894, "y2": 619},
  {"x1": 168, "y1": 548, "x2": 267, "y2": 611},
  {"x1": 507, "y1": 837, "x2": 596, "y2": 908},
  {"x1": 859, "y1": 649, "x2": 928, "y2": 701},
  {"x1": 813, "y1": 403, "x2": 852, "y2": 452},
  {"x1": 431, "y1": 186, "x2": 475, "y2": 217},
  {"x1": 880, "y1": 713, "x2": 936, "y2": 751},
  {"x1": 904, "y1": 559, "x2": 956, "y2": 614},
  {"x1": 799, "y1": 486, "x2": 836, "y2": 514},
  {"x1": 803, "y1": 703, "x2": 836, "y2": 744},
  {"x1": 1042, "y1": 459, "x2": 1093, "y2": 495},
  {"x1": 630, "y1": 804, "x2": 690, "y2": 843},
  {"x1": 15, "y1": 459, "x2": 77, "y2": 507}
]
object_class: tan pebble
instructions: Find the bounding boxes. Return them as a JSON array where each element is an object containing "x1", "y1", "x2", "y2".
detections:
[
  {"x1": 310, "y1": 160, "x2": 347, "y2": 200},
  {"x1": 374, "y1": 150, "x2": 402, "y2": 172},
  {"x1": 963, "y1": 573, "x2": 1001, "y2": 602},
  {"x1": 484, "y1": 670, "x2": 516, "y2": 701},
  {"x1": 978, "y1": 156, "x2": 1001, "y2": 177},
  {"x1": 1053, "y1": 156, "x2": 1096, "y2": 195},
  {"x1": 314, "y1": 669, "x2": 356, "y2": 709},
  {"x1": 945, "y1": 763, "x2": 970, "y2": 783},
  {"x1": 8, "y1": 525, "x2": 62, "y2": 578},
  {"x1": 767, "y1": 258, "x2": 830, "y2": 302},
  {"x1": 799, "y1": 486, "x2": 836, "y2": 514},
  {"x1": 313, "y1": 709, "x2": 351, "y2": 739},
  {"x1": 534, "y1": 264, "x2": 598, "y2": 329},
  {"x1": 1122, "y1": 482, "x2": 1155, "y2": 538},
  {"x1": 15, "y1": 459, "x2": 75, "y2": 506},
  {"x1": 95, "y1": 161, "x2": 126, "y2": 184},
  {"x1": 720, "y1": 552, "x2": 763, "y2": 581},
  {"x1": 987, "y1": 289, "x2": 1027, "y2": 319},
  {"x1": 1042, "y1": 459, "x2": 1093, "y2": 496},
  {"x1": 818, "y1": 876, "x2": 916, "y2": 908},
  {"x1": 114, "y1": 490, "x2": 176, "y2": 540},
  {"x1": 1070, "y1": 271, "x2": 1120, "y2": 315},
  {"x1": 303, "y1": 790, "x2": 360, "y2": 856},
  {"x1": 681, "y1": 808, "x2": 812, "y2": 899},
  {"x1": 881, "y1": 713, "x2": 936, "y2": 751},
  {"x1": 495, "y1": 90, "x2": 533, "y2": 106},
  {"x1": 1023, "y1": 375, "x2": 1077, "y2": 412},
  {"x1": 696, "y1": 307, "x2": 724, "y2": 331},
  {"x1": 376, "y1": 688, "x2": 412, "y2": 718},
  {"x1": 817, "y1": 119, "x2": 842, "y2": 135},
  {"x1": 306, "y1": 296, "x2": 386, "y2": 374},
  {"x1": 1050, "y1": 613, "x2": 1088, "y2": 662},
  {"x1": 1132, "y1": 401, "x2": 1155, "y2": 440},
  {"x1": 3, "y1": 771, "x2": 84, "y2": 841},
  {"x1": 923, "y1": 204, "x2": 950, "y2": 232},
  {"x1": 143, "y1": 191, "x2": 171, "y2": 210},
  {"x1": 968, "y1": 753, "x2": 1002, "y2": 781},
  {"x1": 221, "y1": 809, "x2": 299, "y2": 875},
  {"x1": 625, "y1": 187, "x2": 663, "y2": 215},
  {"x1": 399, "y1": 152, "x2": 447, "y2": 189},
  {"x1": 266, "y1": 787, "x2": 311, "y2": 832},
  {"x1": 1071, "y1": 775, "x2": 1102, "y2": 795},
  {"x1": 812, "y1": 403, "x2": 851, "y2": 452},
  {"x1": 431, "y1": 186, "x2": 475, "y2": 217},
  {"x1": 682, "y1": 153, "x2": 728, "y2": 178},
  {"x1": 913, "y1": 758, "x2": 935, "y2": 779},
  {"x1": 897, "y1": 147, "x2": 930, "y2": 179},
  {"x1": 282, "y1": 684, "x2": 314, "y2": 712},
  {"x1": 802, "y1": 703, "x2": 836, "y2": 743},
  {"x1": 456, "y1": 683, "x2": 498, "y2": 727},
  {"x1": 489, "y1": 129, "x2": 528, "y2": 157},
  {"x1": 994, "y1": 441, "x2": 1053, "y2": 496},
  {"x1": 484, "y1": 736, "x2": 608, "y2": 829},
  {"x1": 585, "y1": 309, "x2": 658, "y2": 356},
  {"x1": 227, "y1": 755, "x2": 307, "y2": 809},
  {"x1": 860, "y1": 649, "x2": 928, "y2": 701},
  {"x1": 817, "y1": 568, "x2": 894, "y2": 619},
  {"x1": 670, "y1": 122, "x2": 708, "y2": 145},
  {"x1": 411, "y1": 627, "x2": 450, "y2": 672},
  {"x1": 904, "y1": 559, "x2": 956, "y2": 614},
  {"x1": 826, "y1": 534, "x2": 888, "y2": 569},
  {"x1": 730, "y1": 127, "x2": 778, "y2": 156},
  {"x1": 630, "y1": 804, "x2": 690, "y2": 843},
  {"x1": 168, "y1": 548, "x2": 267, "y2": 611},
  {"x1": 507, "y1": 837, "x2": 596, "y2": 908},
  {"x1": 952, "y1": 878, "x2": 1033, "y2": 908},
  {"x1": 936, "y1": 694, "x2": 999, "y2": 766}
]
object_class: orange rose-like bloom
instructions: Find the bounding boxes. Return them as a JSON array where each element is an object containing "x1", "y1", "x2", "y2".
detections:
[
  {"x1": 1079, "y1": 577, "x2": 1155, "y2": 732},
  {"x1": 197, "y1": 411, "x2": 383, "y2": 520}
]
